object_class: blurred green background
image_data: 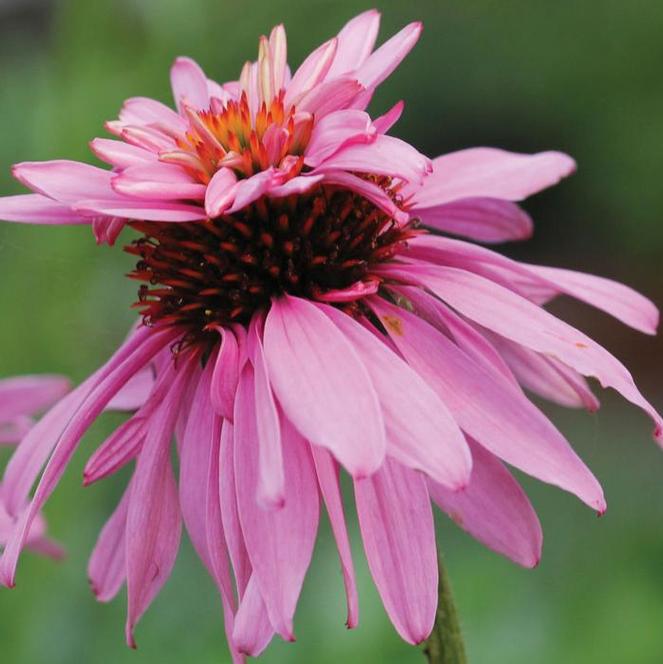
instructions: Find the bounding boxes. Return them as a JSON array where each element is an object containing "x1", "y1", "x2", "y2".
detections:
[{"x1": 1, "y1": 0, "x2": 663, "y2": 662}]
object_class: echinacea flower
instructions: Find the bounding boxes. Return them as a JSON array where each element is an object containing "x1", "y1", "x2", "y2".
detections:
[
  {"x1": 0, "y1": 375, "x2": 70, "y2": 559},
  {"x1": 0, "y1": 9, "x2": 661, "y2": 661}
]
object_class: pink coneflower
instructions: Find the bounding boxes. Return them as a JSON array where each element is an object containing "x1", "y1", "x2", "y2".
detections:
[
  {"x1": 0, "y1": 375, "x2": 69, "y2": 559},
  {"x1": 0, "y1": 9, "x2": 661, "y2": 660}
]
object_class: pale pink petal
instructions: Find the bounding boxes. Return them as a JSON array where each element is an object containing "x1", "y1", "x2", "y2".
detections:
[
  {"x1": 354, "y1": 458, "x2": 437, "y2": 645},
  {"x1": 414, "y1": 197, "x2": 534, "y2": 243},
  {"x1": 0, "y1": 375, "x2": 70, "y2": 421},
  {"x1": 319, "y1": 304, "x2": 471, "y2": 489},
  {"x1": 327, "y1": 9, "x2": 381, "y2": 78},
  {"x1": 105, "y1": 366, "x2": 154, "y2": 411},
  {"x1": 305, "y1": 110, "x2": 375, "y2": 167},
  {"x1": 234, "y1": 402, "x2": 319, "y2": 640},
  {"x1": 310, "y1": 446, "x2": 358, "y2": 628},
  {"x1": 267, "y1": 174, "x2": 324, "y2": 198},
  {"x1": 294, "y1": 78, "x2": 363, "y2": 117},
  {"x1": 383, "y1": 264, "x2": 663, "y2": 444},
  {"x1": 428, "y1": 439, "x2": 542, "y2": 568},
  {"x1": 263, "y1": 295, "x2": 386, "y2": 477},
  {"x1": 269, "y1": 24, "x2": 288, "y2": 93},
  {"x1": 119, "y1": 96, "x2": 187, "y2": 132},
  {"x1": 112, "y1": 163, "x2": 206, "y2": 200},
  {"x1": 0, "y1": 194, "x2": 90, "y2": 224},
  {"x1": 205, "y1": 167, "x2": 239, "y2": 218},
  {"x1": 247, "y1": 317, "x2": 285, "y2": 508},
  {"x1": 369, "y1": 296, "x2": 605, "y2": 510},
  {"x1": 171, "y1": 56, "x2": 210, "y2": 112},
  {"x1": 88, "y1": 484, "x2": 130, "y2": 602},
  {"x1": 89, "y1": 138, "x2": 156, "y2": 168},
  {"x1": 355, "y1": 22, "x2": 422, "y2": 92},
  {"x1": 285, "y1": 38, "x2": 338, "y2": 105},
  {"x1": 227, "y1": 169, "x2": 283, "y2": 214},
  {"x1": 412, "y1": 148, "x2": 576, "y2": 208}
]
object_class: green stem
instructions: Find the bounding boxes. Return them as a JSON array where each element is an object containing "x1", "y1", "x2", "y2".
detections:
[{"x1": 423, "y1": 553, "x2": 468, "y2": 664}]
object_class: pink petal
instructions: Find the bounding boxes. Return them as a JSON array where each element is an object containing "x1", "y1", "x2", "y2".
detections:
[
  {"x1": 105, "y1": 366, "x2": 154, "y2": 411},
  {"x1": 89, "y1": 138, "x2": 156, "y2": 169},
  {"x1": 305, "y1": 110, "x2": 376, "y2": 167},
  {"x1": 369, "y1": 296, "x2": 605, "y2": 510},
  {"x1": 74, "y1": 198, "x2": 207, "y2": 221},
  {"x1": 210, "y1": 327, "x2": 241, "y2": 420},
  {"x1": 227, "y1": 169, "x2": 283, "y2": 214},
  {"x1": 387, "y1": 264, "x2": 663, "y2": 444},
  {"x1": 205, "y1": 167, "x2": 239, "y2": 218},
  {"x1": 267, "y1": 174, "x2": 324, "y2": 198},
  {"x1": 294, "y1": 78, "x2": 363, "y2": 117},
  {"x1": 171, "y1": 56, "x2": 210, "y2": 112},
  {"x1": 373, "y1": 100, "x2": 405, "y2": 134},
  {"x1": 112, "y1": 163, "x2": 206, "y2": 200},
  {"x1": 88, "y1": 484, "x2": 130, "y2": 602},
  {"x1": 428, "y1": 439, "x2": 542, "y2": 568},
  {"x1": 319, "y1": 304, "x2": 471, "y2": 489},
  {"x1": 354, "y1": 458, "x2": 437, "y2": 645},
  {"x1": 247, "y1": 317, "x2": 285, "y2": 508},
  {"x1": 355, "y1": 22, "x2": 422, "y2": 92},
  {"x1": 316, "y1": 134, "x2": 430, "y2": 184},
  {"x1": 0, "y1": 375, "x2": 70, "y2": 421},
  {"x1": 414, "y1": 197, "x2": 534, "y2": 243},
  {"x1": 286, "y1": 38, "x2": 338, "y2": 105},
  {"x1": 124, "y1": 359, "x2": 194, "y2": 647},
  {"x1": 310, "y1": 446, "x2": 359, "y2": 628},
  {"x1": 234, "y1": 405, "x2": 319, "y2": 640},
  {"x1": 119, "y1": 96, "x2": 187, "y2": 132},
  {"x1": 232, "y1": 574, "x2": 275, "y2": 657},
  {"x1": 0, "y1": 194, "x2": 90, "y2": 224},
  {"x1": 327, "y1": 9, "x2": 381, "y2": 78},
  {"x1": 412, "y1": 148, "x2": 576, "y2": 208},
  {"x1": 263, "y1": 295, "x2": 386, "y2": 478}
]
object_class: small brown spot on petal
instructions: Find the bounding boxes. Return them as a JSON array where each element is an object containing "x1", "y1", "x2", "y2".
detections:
[
  {"x1": 382, "y1": 314, "x2": 404, "y2": 336},
  {"x1": 575, "y1": 342, "x2": 588, "y2": 348}
]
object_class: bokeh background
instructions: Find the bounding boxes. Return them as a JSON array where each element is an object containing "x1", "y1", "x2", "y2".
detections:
[{"x1": 1, "y1": 1, "x2": 663, "y2": 662}]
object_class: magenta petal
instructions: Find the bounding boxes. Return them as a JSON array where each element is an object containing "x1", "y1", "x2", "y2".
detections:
[
  {"x1": 319, "y1": 304, "x2": 471, "y2": 489},
  {"x1": 428, "y1": 439, "x2": 543, "y2": 568},
  {"x1": 232, "y1": 574, "x2": 275, "y2": 657},
  {"x1": 88, "y1": 484, "x2": 130, "y2": 602},
  {"x1": 0, "y1": 375, "x2": 70, "y2": 421},
  {"x1": 310, "y1": 446, "x2": 359, "y2": 628},
  {"x1": 234, "y1": 402, "x2": 319, "y2": 640},
  {"x1": 105, "y1": 366, "x2": 154, "y2": 412},
  {"x1": 263, "y1": 295, "x2": 386, "y2": 477},
  {"x1": 74, "y1": 198, "x2": 207, "y2": 222},
  {"x1": 354, "y1": 458, "x2": 437, "y2": 645},
  {"x1": 210, "y1": 327, "x2": 241, "y2": 420}
]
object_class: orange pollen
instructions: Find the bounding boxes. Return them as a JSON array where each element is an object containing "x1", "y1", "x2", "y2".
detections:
[{"x1": 165, "y1": 90, "x2": 314, "y2": 185}]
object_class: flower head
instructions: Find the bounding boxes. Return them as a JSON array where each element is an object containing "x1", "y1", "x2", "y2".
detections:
[{"x1": 0, "y1": 10, "x2": 661, "y2": 660}]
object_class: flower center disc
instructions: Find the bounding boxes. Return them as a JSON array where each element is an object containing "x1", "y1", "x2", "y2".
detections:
[{"x1": 126, "y1": 182, "x2": 414, "y2": 343}]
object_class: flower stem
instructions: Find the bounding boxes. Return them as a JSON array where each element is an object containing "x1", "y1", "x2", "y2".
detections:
[{"x1": 423, "y1": 553, "x2": 468, "y2": 664}]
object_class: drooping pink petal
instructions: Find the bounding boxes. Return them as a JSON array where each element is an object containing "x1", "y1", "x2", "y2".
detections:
[
  {"x1": 414, "y1": 197, "x2": 534, "y2": 243},
  {"x1": 232, "y1": 574, "x2": 275, "y2": 657},
  {"x1": 354, "y1": 458, "x2": 437, "y2": 645},
  {"x1": 74, "y1": 198, "x2": 207, "y2": 222},
  {"x1": 368, "y1": 296, "x2": 605, "y2": 510},
  {"x1": 88, "y1": 483, "x2": 130, "y2": 602},
  {"x1": 412, "y1": 148, "x2": 576, "y2": 208},
  {"x1": 373, "y1": 100, "x2": 405, "y2": 134},
  {"x1": 210, "y1": 326, "x2": 242, "y2": 420},
  {"x1": 205, "y1": 167, "x2": 239, "y2": 217},
  {"x1": 428, "y1": 438, "x2": 543, "y2": 568},
  {"x1": 381, "y1": 264, "x2": 663, "y2": 444},
  {"x1": 247, "y1": 317, "x2": 285, "y2": 508},
  {"x1": 327, "y1": 9, "x2": 381, "y2": 78},
  {"x1": 319, "y1": 303, "x2": 471, "y2": 489},
  {"x1": 0, "y1": 194, "x2": 90, "y2": 224},
  {"x1": 263, "y1": 295, "x2": 386, "y2": 477},
  {"x1": 124, "y1": 358, "x2": 194, "y2": 647},
  {"x1": 310, "y1": 446, "x2": 359, "y2": 628},
  {"x1": 0, "y1": 375, "x2": 70, "y2": 421},
  {"x1": 267, "y1": 174, "x2": 324, "y2": 198},
  {"x1": 234, "y1": 403, "x2": 319, "y2": 640},
  {"x1": 171, "y1": 57, "x2": 210, "y2": 112},
  {"x1": 227, "y1": 169, "x2": 284, "y2": 214}
]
